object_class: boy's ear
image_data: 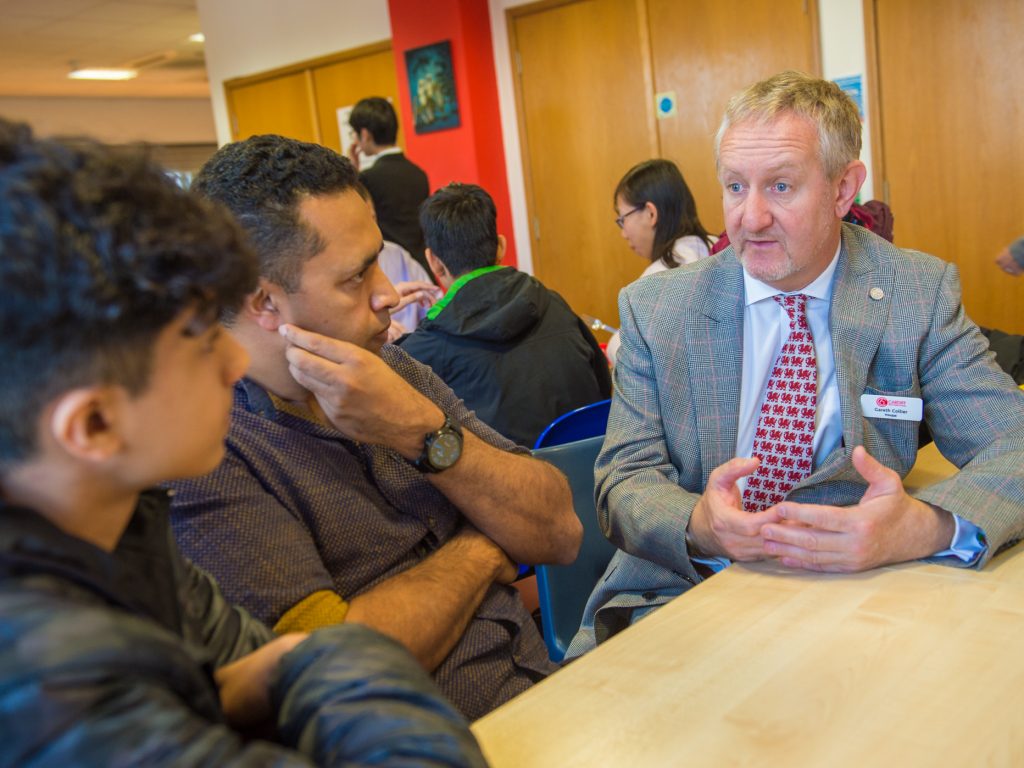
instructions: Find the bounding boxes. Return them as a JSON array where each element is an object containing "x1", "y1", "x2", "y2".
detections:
[
  {"x1": 243, "y1": 278, "x2": 286, "y2": 332},
  {"x1": 48, "y1": 387, "x2": 124, "y2": 462},
  {"x1": 425, "y1": 248, "x2": 447, "y2": 282},
  {"x1": 495, "y1": 234, "x2": 507, "y2": 265}
]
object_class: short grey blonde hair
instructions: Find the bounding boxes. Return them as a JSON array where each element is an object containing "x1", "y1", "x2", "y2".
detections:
[{"x1": 715, "y1": 71, "x2": 862, "y2": 179}]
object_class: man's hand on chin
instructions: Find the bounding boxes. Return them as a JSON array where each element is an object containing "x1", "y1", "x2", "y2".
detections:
[
  {"x1": 278, "y1": 323, "x2": 442, "y2": 457},
  {"x1": 760, "y1": 446, "x2": 956, "y2": 573}
]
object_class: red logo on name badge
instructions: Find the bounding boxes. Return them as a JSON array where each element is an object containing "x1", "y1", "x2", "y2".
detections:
[{"x1": 876, "y1": 397, "x2": 889, "y2": 407}]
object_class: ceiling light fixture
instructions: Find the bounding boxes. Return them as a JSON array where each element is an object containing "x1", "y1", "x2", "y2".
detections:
[
  {"x1": 68, "y1": 67, "x2": 138, "y2": 81},
  {"x1": 188, "y1": 32, "x2": 205, "y2": 43}
]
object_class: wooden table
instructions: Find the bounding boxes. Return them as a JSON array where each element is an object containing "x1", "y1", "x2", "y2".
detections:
[{"x1": 472, "y1": 447, "x2": 1024, "y2": 766}]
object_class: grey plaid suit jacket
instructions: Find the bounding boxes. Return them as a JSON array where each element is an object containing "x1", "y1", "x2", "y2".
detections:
[{"x1": 567, "y1": 223, "x2": 1024, "y2": 658}]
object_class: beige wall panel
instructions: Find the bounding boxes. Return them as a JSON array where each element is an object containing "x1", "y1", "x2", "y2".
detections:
[
  {"x1": 648, "y1": 0, "x2": 820, "y2": 235},
  {"x1": 872, "y1": 0, "x2": 1024, "y2": 332},
  {"x1": 512, "y1": 0, "x2": 657, "y2": 334}
]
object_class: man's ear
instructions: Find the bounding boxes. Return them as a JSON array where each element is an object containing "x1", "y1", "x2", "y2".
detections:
[
  {"x1": 495, "y1": 234, "x2": 507, "y2": 265},
  {"x1": 243, "y1": 278, "x2": 286, "y2": 332},
  {"x1": 48, "y1": 387, "x2": 124, "y2": 462},
  {"x1": 357, "y1": 128, "x2": 378, "y2": 154},
  {"x1": 834, "y1": 160, "x2": 867, "y2": 218}
]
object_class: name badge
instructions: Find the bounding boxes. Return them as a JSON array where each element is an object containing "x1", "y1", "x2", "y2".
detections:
[{"x1": 860, "y1": 394, "x2": 923, "y2": 422}]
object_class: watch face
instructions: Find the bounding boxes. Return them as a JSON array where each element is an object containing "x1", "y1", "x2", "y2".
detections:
[{"x1": 428, "y1": 431, "x2": 462, "y2": 468}]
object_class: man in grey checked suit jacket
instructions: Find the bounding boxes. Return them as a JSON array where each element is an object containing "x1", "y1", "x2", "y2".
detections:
[{"x1": 568, "y1": 71, "x2": 1024, "y2": 657}]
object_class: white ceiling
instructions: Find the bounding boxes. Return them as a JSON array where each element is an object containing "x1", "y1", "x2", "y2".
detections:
[{"x1": 0, "y1": 0, "x2": 209, "y2": 98}]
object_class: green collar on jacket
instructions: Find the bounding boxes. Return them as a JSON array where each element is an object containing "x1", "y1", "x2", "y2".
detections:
[{"x1": 426, "y1": 265, "x2": 508, "y2": 320}]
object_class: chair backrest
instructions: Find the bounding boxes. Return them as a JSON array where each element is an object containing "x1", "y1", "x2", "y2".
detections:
[
  {"x1": 533, "y1": 435, "x2": 617, "y2": 662},
  {"x1": 533, "y1": 399, "x2": 612, "y2": 449}
]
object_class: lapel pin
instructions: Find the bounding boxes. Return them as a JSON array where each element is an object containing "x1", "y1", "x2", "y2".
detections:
[{"x1": 869, "y1": 287, "x2": 884, "y2": 301}]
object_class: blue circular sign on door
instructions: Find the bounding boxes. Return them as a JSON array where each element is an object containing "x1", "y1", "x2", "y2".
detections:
[{"x1": 655, "y1": 91, "x2": 677, "y2": 119}]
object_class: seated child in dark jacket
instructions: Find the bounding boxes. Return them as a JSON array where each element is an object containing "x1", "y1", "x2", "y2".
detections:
[{"x1": 0, "y1": 119, "x2": 485, "y2": 767}]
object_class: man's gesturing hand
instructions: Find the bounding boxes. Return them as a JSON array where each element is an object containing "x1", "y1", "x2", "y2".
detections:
[
  {"x1": 761, "y1": 445, "x2": 955, "y2": 572},
  {"x1": 687, "y1": 456, "x2": 782, "y2": 561},
  {"x1": 995, "y1": 246, "x2": 1023, "y2": 276}
]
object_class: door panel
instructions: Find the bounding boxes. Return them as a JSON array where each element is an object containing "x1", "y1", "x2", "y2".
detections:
[
  {"x1": 227, "y1": 72, "x2": 317, "y2": 143},
  {"x1": 512, "y1": 0, "x2": 657, "y2": 334},
  {"x1": 313, "y1": 49, "x2": 400, "y2": 154},
  {"x1": 648, "y1": 0, "x2": 820, "y2": 235},
  {"x1": 872, "y1": 0, "x2": 1024, "y2": 332}
]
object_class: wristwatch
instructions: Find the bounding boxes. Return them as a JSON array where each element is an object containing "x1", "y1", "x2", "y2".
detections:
[{"x1": 413, "y1": 415, "x2": 464, "y2": 473}]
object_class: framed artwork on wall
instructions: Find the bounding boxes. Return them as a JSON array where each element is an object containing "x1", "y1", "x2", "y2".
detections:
[{"x1": 404, "y1": 40, "x2": 460, "y2": 134}]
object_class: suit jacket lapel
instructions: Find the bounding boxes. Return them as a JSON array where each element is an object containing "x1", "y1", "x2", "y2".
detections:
[
  {"x1": 806, "y1": 224, "x2": 894, "y2": 483},
  {"x1": 685, "y1": 253, "x2": 745, "y2": 482}
]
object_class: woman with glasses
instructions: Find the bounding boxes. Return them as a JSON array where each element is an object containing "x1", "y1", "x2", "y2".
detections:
[{"x1": 608, "y1": 158, "x2": 715, "y2": 364}]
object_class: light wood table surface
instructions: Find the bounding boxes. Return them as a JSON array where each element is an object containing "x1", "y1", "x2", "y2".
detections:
[{"x1": 472, "y1": 446, "x2": 1024, "y2": 766}]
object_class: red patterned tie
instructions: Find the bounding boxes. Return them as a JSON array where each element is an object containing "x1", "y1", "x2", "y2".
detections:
[{"x1": 743, "y1": 294, "x2": 817, "y2": 512}]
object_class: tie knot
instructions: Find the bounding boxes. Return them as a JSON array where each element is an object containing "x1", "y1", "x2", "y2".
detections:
[{"x1": 774, "y1": 293, "x2": 809, "y2": 329}]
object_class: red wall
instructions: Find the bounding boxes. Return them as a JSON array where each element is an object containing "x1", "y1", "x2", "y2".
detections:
[{"x1": 387, "y1": 0, "x2": 517, "y2": 266}]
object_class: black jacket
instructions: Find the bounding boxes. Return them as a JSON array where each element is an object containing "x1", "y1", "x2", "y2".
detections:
[
  {"x1": 360, "y1": 152, "x2": 430, "y2": 271},
  {"x1": 0, "y1": 491, "x2": 486, "y2": 766},
  {"x1": 399, "y1": 267, "x2": 612, "y2": 446}
]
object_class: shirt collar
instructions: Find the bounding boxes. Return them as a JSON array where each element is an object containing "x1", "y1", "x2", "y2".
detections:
[{"x1": 742, "y1": 240, "x2": 842, "y2": 307}]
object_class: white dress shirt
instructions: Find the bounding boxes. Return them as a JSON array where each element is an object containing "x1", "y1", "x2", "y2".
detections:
[{"x1": 735, "y1": 243, "x2": 843, "y2": 493}]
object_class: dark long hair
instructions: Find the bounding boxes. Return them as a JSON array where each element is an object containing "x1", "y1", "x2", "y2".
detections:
[{"x1": 614, "y1": 159, "x2": 712, "y2": 269}]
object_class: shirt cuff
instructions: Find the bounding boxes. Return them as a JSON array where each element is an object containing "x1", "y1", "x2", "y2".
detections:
[
  {"x1": 1010, "y1": 237, "x2": 1024, "y2": 268},
  {"x1": 926, "y1": 514, "x2": 988, "y2": 568},
  {"x1": 692, "y1": 555, "x2": 731, "y2": 574},
  {"x1": 273, "y1": 589, "x2": 350, "y2": 633}
]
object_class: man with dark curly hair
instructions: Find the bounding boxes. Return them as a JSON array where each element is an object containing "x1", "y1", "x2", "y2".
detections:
[
  {"x1": 169, "y1": 134, "x2": 580, "y2": 721},
  {"x1": 0, "y1": 119, "x2": 487, "y2": 766}
]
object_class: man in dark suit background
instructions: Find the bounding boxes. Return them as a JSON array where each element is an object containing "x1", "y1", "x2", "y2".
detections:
[{"x1": 349, "y1": 97, "x2": 431, "y2": 274}]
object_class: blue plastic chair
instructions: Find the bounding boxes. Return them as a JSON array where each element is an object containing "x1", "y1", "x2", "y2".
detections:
[
  {"x1": 513, "y1": 399, "x2": 612, "y2": 581},
  {"x1": 532, "y1": 435, "x2": 617, "y2": 662},
  {"x1": 532, "y1": 399, "x2": 611, "y2": 450}
]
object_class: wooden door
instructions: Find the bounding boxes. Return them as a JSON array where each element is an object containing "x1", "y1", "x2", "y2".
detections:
[
  {"x1": 511, "y1": 0, "x2": 658, "y2": 335},
  {"x1": 869, "y1": 0, "x2": 1024, "y2": 332},
  {"x1": 227, "y1": 71, "x2": 318, "y2": 143},
  {"x1": 312, "y1": 44, "x2": 400, "y2": 154},
  {"x1": 648, "y1": 0, "x2": 820, "y2": 234}
]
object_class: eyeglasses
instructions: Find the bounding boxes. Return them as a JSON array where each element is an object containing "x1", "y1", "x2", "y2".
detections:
[{"x1": 615, "y1": 206, "x2": 644, "y2": 229}]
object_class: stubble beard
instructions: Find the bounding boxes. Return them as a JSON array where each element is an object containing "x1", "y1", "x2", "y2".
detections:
[{"x1": 739, "y1": 242, "x2": 798, "y2": 285}]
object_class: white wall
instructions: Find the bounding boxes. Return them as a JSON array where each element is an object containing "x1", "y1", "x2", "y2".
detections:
[
  {"x1": 818, "y1": 0, "x2": 874, "y2": 199},
  {"x1": 197, "y1": 0, "x2": 392, "y2": 146},
  {"x1": 489, "y1": 0, "x2": 535, "y2": 274},
  {"x1": 0, "y1": 96, "x2": 216, "y2": 144},
  {"x1": 488, "y1": 0, "x2": 871, "y2": 274}
]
